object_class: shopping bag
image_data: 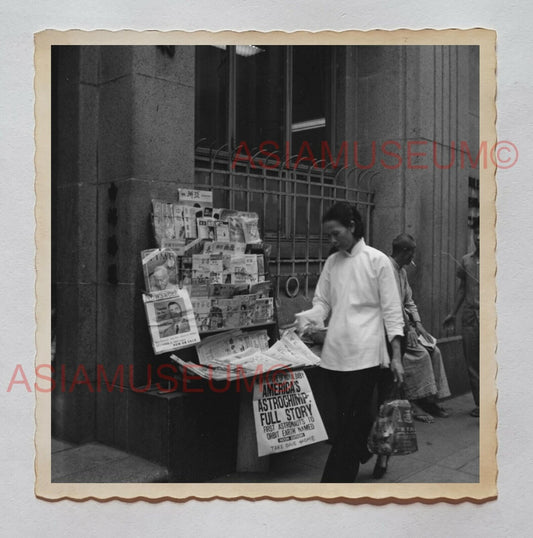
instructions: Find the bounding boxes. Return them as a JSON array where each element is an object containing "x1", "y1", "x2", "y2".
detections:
[{"x1": 367, "y1": 398, "x2": 418, "y2": 456}]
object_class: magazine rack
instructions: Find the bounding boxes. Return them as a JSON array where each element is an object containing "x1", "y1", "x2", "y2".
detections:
[{"x1": 142, "y1": 193, "x2": 282, "y2": 475}]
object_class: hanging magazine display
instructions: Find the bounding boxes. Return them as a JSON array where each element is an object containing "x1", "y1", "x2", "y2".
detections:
[
  {"x1": 141, "y1": 248, "x2": 179, "y2": 292},
  {"x1": 143, "y1": 287, "x2": 200, "y2": 354},
  {"x1": 143, "y1": 188, "x2": 275, "y2": 357}
]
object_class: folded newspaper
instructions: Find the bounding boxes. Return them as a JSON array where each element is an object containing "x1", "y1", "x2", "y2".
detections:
[
  {"x1": 143, "y1": 287, "x2": 200, "y2": 354},
  {"x1": 417, "y1": 332, "x2": 437, "y2": 350},
  {"x1": 195, "y1": 329, "x2": 270, "y2": 365},
  {"x1": 171, "y1": 328, "x2": 320, "y2": 381}
]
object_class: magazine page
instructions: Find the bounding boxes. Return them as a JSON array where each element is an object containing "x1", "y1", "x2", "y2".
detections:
[
  {"x1": 241, "y1": 214, "x2": 261, "y2": 244},
  {"x1": 142, "y1": 288, "x2": 200, "y2": 354},
  {"x1": 197, "y1": 217, "x2": 217, "y2": 240},
  {"x1": 250, "y1": 281, "x2": 271, "y2": 298},
  {"x1": 190, "y1": 296, "x2": 211, "y2": 332},
  {"x1": 141, "y1": 248, "x2": 179, "y2": 292},
  {"x1": 176, "y1": 203, "x2": 202, "y2": 239},
  {"x1": 160, "y1": 204, "x2": 187, "y2": 249},
  {"x1": 244, "y1": 254, "x2": 259, "y2": 284},
  {"x1": 215, "y1": 220, "x2": 230, "y2": 242},
  {"x1": 152, "y1": 199, "x2": 178, "y2": 247},
  {"x1": 253, "y1": 297, "x2": 274, "y2": 324}
]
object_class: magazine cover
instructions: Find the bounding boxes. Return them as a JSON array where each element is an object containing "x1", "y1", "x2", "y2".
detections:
[
  {"x1": 151, "y1": 199, "x2": 178, "y2": 247},
  {"x1": 241, "y1": 214, "x2": 261, "y2": 244},
  {"x1": 208, "y1": 283, "x2": 250, "y2": 298},
  {"x1": 191, "y1": 296, "x2": 211, "y2": 332},
  {"x1": 142, "y1": 288, "x2": 200, "y2": 354},
  {"x1": 141, "y1": 248, "x2": 179, "y2": 292},
  {"x1": 215, "y1": 220, "x2": 230, "y2": 242},
  {"x1": 178, "y1": 255, "x2": 192, "y2": 293},
  {"x1": 197, "y1": 217, "x2": 217, "y2": 240},
  {"x1": 219, "y1": 210, "x2": 246, "y2": 243},
  {"x1": 253, "y1": 297, "x2": 274, "y2": 324},
  {"x1": 177, "y1": 203, "x2": 202, "y2": 239},
  {"x1": 192, "y1": 254, "x2": 211, "y2": 283},
  {"x1": 160, "y1": 203, "x2": 186, "y2": 249},
  {"x1": 244, "y1": 254, "x2": 259, "y2": 284},
  {"x1": 250, "y1": 281, "x2": 271, "y2": 298}
]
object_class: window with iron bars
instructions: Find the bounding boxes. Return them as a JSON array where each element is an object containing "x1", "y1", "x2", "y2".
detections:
[{"x1": 194, "y1": 44, "x2": 376, "y2": 297}]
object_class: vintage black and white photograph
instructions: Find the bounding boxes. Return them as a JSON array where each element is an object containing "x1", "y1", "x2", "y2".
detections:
[{"x1": 36, "y1": 30, "x2": 496, "y2": 501}]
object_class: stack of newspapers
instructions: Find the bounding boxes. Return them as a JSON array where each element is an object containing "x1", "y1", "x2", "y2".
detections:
[{"x1": 171, "y1": 328, "x2": 320, "y2": 381}]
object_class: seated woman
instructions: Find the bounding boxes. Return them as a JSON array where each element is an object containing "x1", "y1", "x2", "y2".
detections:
[{"x1": 388, "y1": 233, "x2": 451, "y2": 423}]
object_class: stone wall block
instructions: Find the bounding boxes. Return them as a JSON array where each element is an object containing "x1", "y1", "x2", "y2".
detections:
[
  {"x1": 55, "y1": 183, "x2": 98, "y2": 283},
  {"x1": 78, "y1": 82, "x2": 99, "y2": 184},
  {"x1": 54, "y1": 282, "x2": 97, "y2": 382},
  {"x1": 132, "y1": 74, "x2": 194, "y2": 181},
  {"x1": 99, "y1": 46, "x2": 133, "y2": 84},
  {"x1": 133, "y1": 45, "x2": 195, "y2": 87},
  {"x1": 52, "y1": 384, "x2": 96, "y2": 444},
  {"x1": 98, "y1": 76, "x2": 134, "y2": 182},
  {"x1": 79, "y1": 45, "x2": 100, "y2": 85}
]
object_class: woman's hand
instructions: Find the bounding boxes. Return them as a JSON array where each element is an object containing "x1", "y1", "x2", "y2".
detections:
[
  {"x1": 390, "y1": 356, "x2": 404, "y2": 385},
  {"x1": 406, "y1": 327, "x2": 418, "y2": 349},
  {"x1": 389, "y1": 336, "x2": 404, "y2": 384},
  {"x1": 415, "y1": 322, "x2": 432, "y2": 342}
]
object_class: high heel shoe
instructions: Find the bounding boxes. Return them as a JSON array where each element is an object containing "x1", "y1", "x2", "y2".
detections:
[{"x1": 372, "y1": 455, "x2": 389, "y2": 479}]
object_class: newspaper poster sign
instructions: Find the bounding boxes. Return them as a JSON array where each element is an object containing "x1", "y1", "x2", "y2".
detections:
[
  {"x1": 252, "y1": 370, "x2": 327, "y2": 457},
  {"x1": 143, "y1": 287, "x2": 200, "y2": 354}
]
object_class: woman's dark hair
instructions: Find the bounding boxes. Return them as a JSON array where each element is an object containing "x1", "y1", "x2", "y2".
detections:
[{"x1": 322, "y1": 202, "x2": 365, "y2": 240}]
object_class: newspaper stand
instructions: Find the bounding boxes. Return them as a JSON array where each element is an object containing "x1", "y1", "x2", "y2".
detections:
[
  {"x1": 141, "y1": 190, "x2": 328, "y2": 478},
  {"x1": 173, "y1": 242, "x2": 280, "y2": 474},
  {"x1": 142, "y1": 191, "x2": 287, "y2": 477}
]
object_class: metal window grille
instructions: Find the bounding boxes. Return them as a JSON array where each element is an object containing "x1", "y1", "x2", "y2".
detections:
[{"x1": 193, "y1": 145, "x2": 376, "y2": 297}]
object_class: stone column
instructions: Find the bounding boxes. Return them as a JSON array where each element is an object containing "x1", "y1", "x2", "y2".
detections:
[
  {"x1": 53, "y1": 45, "x2": 195, "y2": 445},
  {"x1": 52, "y1": 45, "x2": 99, "y2": 443},
  {"x1": 94, "y1": 46, "x2": 195, "y2": 450}
]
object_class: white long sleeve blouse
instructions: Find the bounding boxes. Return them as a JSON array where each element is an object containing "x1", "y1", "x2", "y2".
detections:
[{"x1": 312, "y1": 238, "x2": 404, "y2": 371}]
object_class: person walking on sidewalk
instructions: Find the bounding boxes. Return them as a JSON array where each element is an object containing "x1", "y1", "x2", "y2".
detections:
[
  {"x1": 444, "y1": 220, "x2": 480, "y2": 417},
  {"x1": 295, "y1": 202, "x2": 405, "y2": 483}
]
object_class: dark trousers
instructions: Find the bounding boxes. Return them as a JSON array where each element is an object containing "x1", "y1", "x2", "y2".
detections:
[
  {"x1": 377, "y1": 367, "x2": 395, "y2": 408},
  {"x1": 321, "y1": 366, "x2": 380, "y2": 483},
  {"x1": 462, "y1": 310, "x2": 480, "y2": 406}
]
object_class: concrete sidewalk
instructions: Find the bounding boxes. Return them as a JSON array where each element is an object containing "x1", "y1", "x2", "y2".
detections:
[
  {"x1": 52, "y1": 439, "x2": 169, "y2": 483},
  {"x1": 211, "y1": 393, "x2": 479, "y2": 483},
  {"x1": 52, "y1": 393, "x2": 478, "y2": 484}
]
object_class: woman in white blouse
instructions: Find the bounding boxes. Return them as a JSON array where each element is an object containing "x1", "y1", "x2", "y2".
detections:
[{"x1": 297, "y1": 202, "x2": 404, "y2": 483}]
